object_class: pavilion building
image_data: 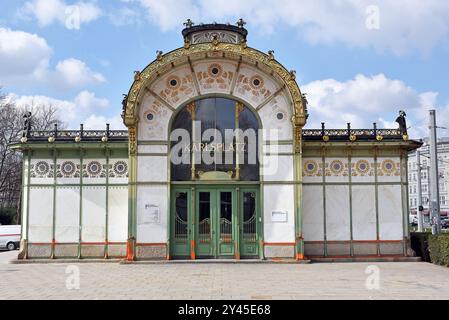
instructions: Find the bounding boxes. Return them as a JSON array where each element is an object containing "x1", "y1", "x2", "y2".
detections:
[{"x1": 12, "y1": 22, "x2": 421, "y2": 261}]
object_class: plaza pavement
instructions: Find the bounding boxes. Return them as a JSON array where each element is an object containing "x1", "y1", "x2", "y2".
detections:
[{"x1": 0, "y1": 251, "x2": 448, "y2": 300}]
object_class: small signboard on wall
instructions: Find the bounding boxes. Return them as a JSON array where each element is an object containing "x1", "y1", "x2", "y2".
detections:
[
  {"x1": 271, "y1": 211, "x2": 288, "y2": 223},
  {"x1": 143, "y1": 204, "x2": 160, "y2": 224}
]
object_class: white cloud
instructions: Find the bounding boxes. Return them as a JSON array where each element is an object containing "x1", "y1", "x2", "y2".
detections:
[
  {"x1": 21, "y1": 0, "x2": 102, "y2": 30},
  {"x1": 302, "y1": 74, "x2": 439, "y2": 138},
  {"x1": 12, "y1": 91, "x2": 124, "y2": 129},
  {"x1": 83, "y1": 114, "x2": 126, "y2": 130},
  {"x1": 0, "y1": 28, "x2": 105, "y2": 90},
  {"x1": 0, "y1": 28, "x2": 51, "y2": 78},
  {"x1": 135, "y1": 0, "x2": 449, "y2": 55},
  {"x1": 55, "y1": 58, "x2": 106, "y2": 88}
]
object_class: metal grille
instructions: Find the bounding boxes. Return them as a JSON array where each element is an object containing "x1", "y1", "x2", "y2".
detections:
[
  {"x1": 243, "y1": 215, "x2": 256, "y2": 243},
  {"x1": 198, "y1": 218, "x2": 211, "y2": 243},
  {"x1": 220, "y1": 218, "x2": 233, "y2": 243},
  {"x1": 174, "y1": 214, "x2": 188, "y2": 242}
]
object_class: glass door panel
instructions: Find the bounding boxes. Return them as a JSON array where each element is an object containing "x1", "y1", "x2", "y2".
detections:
[
  {"x1": 218, "y1": 191, "x2": 235, "y2": 255},
  {"x1": 197, "y1": 191, "x2": 213, "y2": 256},
  {"x1": 171, "y1": 190, "x2": 190, "y2": 257},
  {"x1": 241, "y1": 190, "x2": 259, "y2": 257}
]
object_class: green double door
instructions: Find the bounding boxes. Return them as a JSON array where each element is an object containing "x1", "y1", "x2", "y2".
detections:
[{"x1": 170, "y1": 186, "x2": 260, "y2": 259}]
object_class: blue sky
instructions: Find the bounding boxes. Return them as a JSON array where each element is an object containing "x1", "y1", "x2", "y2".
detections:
[{"x1": 1, "y1": 0, "x2": 449, "y2": 138}]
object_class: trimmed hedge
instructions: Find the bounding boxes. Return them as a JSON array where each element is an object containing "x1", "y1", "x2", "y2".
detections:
[
  {"x1": 411, "y1": 232, "x2": 449, "y2": 267},
  {"x1": 428, "y1": 234, "x2": 449, "y2": 267}
]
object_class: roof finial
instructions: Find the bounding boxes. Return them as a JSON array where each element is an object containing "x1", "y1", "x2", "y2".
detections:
[
  {"x1": 183, "y1": 19, "x2": 194, "y2": 28},
  {"x1": 236, "y1": 18, "x2": 246, "y2": 28}
]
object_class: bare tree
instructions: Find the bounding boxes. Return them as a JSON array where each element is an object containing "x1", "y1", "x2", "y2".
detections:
[{"x1": 0, "y1": 89, "x2": 64, "y2": 224}]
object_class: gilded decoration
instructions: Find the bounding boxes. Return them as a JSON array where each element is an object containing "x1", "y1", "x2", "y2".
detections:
[
  {"x1": 352, "y1": 159, "x2": 373, "y2": 176},
  {"x1": 303, "y1": 160, "x2": 321, "y2": 177},
  {"x1": 158, "y1": 73, "x2": 195, "y2": 105},
  {"x1": 325, "y1": 159, "x2": 348, "y2": 177},
  {"x1": 123, "y1": 43, "x2": 308, "y2": 154},
  {"x1": 196, "y1": 62, "x2": 234, "y2": 91},
  {"x1": 378, "y1": 159, "x2": 400, "y2": 176},
  {"x1": 235, "y1": 72, "x2": 272, "y2": 103}
]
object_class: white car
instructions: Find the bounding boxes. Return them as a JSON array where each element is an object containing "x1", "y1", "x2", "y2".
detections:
[{"x1": 0, "y1": 225, "x2": 21, "y2": 251}]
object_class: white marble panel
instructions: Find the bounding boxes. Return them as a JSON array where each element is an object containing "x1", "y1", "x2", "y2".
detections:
[
  {"x1": 136, "y1": 185, "x2": 168, "y2": 243},
  {"x1": 81, "y1": 186, "x2": 106, "y2": 242},
  {"x1": 302, "y1": 185, "x2": 324, "y2": 241},
  {"x1": 263, "y1": 185, "x2": 295, "y2": 243},
  {"x1": 352, "y1": 185, "x2": 377, "y2": 240},
  {"x1": 258, "y1": 92, "x2": 293, "y2": 141},
  {"x1": 108, "y1": 186, "x2": 128, "y2": 242},
  {"x1": 325, "y1": 185, "x2": 351, "y2": 241},
  {"x1": 263, "y1": 144, "x2": 293, "y2": 154},
  {"x1": 262, "y1": 155, "x2": 294, "y2": 182},
  {"x1": 138, "y1": 145, "x2": 168, "y2": 154},
  {"x1": 55, "y1": 187, "x2": 80, "y2": 243},
  {"x1": 137, "y1": 156, "x2": 168, "y2": 182},
  {"x1": 378, "y1": 185, "x2": 403, "y2": 240},
  {"x1": 28, "y1": 187, "x2": 53, "y2": 242}
]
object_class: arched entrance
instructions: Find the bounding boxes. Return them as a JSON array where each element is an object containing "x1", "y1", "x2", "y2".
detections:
[{"x1": 169, "y1": 97, "x2": 261, "y2": 259}]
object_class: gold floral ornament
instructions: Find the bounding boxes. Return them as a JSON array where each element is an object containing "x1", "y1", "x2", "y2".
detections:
[
  {"x1": 20, "y1": 137, "x2": 28, "y2": 144},
  {"x1": 403, "y1": 134, "x2": 409, "y2": 141},
  {"x1": 356, "y1": 160, "x2": 370, "y2": 175},
  {"x1": 323, "y1": 135, "x2": 330, "y2": 142},
  {"x1": 349, "y1": 134, "x2": 357, "y2": 142},
  {"x1": 376, "y1": 135, "x2": 384, "y2": 141},
  {"x1": 382, "y1": 159, "x2": 396, "y2": 175},
  {"x1": 330, "y1": 160, "x2": 344, "y2": 175},
  {"x1": 304, "y1": 160, "x2": 319, "y2": 176},
  {"x1": 48, "y1": 136, "x2": 55, "y2": 143}
]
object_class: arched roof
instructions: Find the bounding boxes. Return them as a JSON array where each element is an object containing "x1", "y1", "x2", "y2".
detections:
[{"x1": 122, "y1": 42, "x2": 308, "y2": 129}]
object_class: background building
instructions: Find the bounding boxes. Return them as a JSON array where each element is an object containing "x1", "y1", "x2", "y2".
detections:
[{"x1": 408, "y1": 138, "x2": 449, "y2": 221}]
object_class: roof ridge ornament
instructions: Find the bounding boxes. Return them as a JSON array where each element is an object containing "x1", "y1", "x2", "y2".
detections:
[
  {"x1": 183, "y1": 19, "x2": 194, "y2": 28},
  {"x1": 236, "y1": 18, "x2": 247, "y2": 28}
]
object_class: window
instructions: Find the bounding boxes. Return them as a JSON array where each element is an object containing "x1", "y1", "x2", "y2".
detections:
[
  {"x1": 441, "y1": 196, "x2": 447, "y2": 206},
  {"x1": 170, "y1": 97, "x2": 260, "y2": 182}
]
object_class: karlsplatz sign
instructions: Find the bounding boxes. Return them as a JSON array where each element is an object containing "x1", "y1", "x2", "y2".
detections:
[{"x1": 169, "y1": 121, "x2": 281, "y2": 174}]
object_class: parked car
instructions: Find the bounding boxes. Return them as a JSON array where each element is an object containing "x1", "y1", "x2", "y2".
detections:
[
  {"x1": 0, "y1": 225, "x2": 21, "y2": 251},
  {"x1": 441, "y1": 217, "x2": 449, "y2": 229}
]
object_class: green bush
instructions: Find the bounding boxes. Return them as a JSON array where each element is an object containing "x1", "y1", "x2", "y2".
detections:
[{"x1": 428, "y1": 234, "x2": 449, "y2": 267}]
